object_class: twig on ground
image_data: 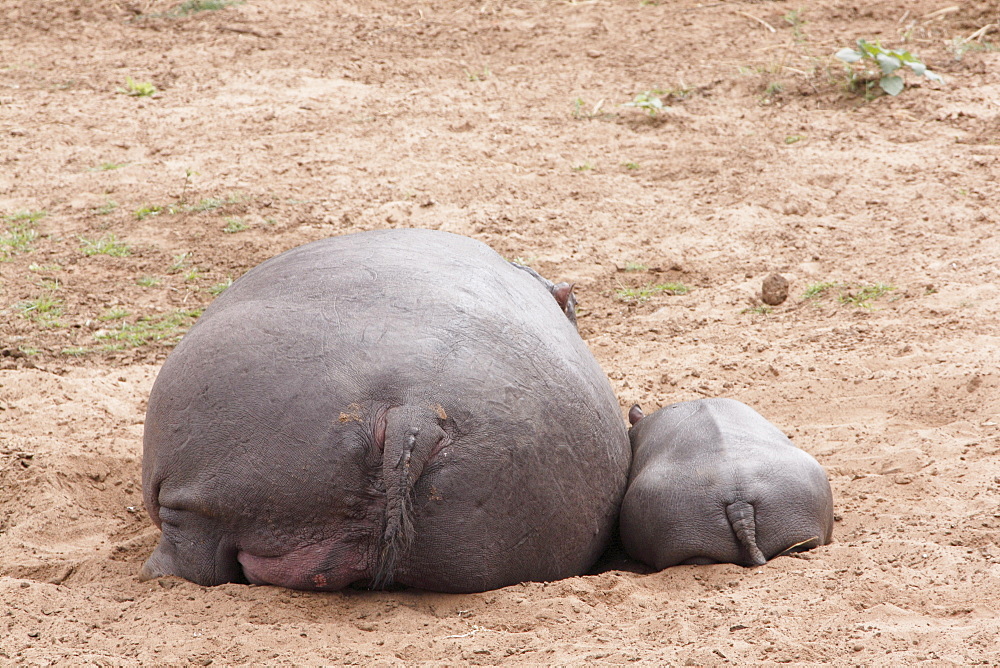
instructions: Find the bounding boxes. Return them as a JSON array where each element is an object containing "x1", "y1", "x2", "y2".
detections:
[{"x1": 736, "y1": 11, "x2": 776, "y2": 33}]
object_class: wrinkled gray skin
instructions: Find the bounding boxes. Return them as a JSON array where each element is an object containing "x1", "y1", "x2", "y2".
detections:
[
  {"x1": 620, "y1": 398, "x2": 833, "y2": 570},
  {"x1": 141, "y1": 228, "x2": 630, "y2": 593}
]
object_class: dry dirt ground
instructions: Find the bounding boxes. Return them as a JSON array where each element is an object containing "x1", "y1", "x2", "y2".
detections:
[{"x1": 2, "y1": 0, "x2": 999, "y2": 664}]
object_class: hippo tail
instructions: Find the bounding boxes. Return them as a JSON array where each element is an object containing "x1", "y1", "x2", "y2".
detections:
[
  {"x1": 372, "y1": 405, "x2": 451, "y2": 589},
  {"x1": 725, "y1": 500, "x2": 768, "y2": 567}
]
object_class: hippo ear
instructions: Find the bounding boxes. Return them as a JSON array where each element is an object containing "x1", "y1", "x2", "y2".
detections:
[
  {"x1": 551, "y1": 282, "x2": 575, "y2": 311},
  {"x1": 628, "y1": 404, "x2": 644, "y2": 426}
]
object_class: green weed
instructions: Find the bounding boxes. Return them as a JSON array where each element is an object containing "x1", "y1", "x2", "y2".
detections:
[
  {"x1": 836, "y1": 40, "x2": 943, "y2": 97},
  {"x1": 94, "y1": 309, "x2": 201, "y2": 347},
  {"x1": 949, "y1": 37, "x2": 999, "y2": 60},
  {"x1": 136, "y1": 276, "x2": 162, "y2": 287},
  {"x1": 28, "y1": 262, "x2": 61, "y2": 272},
  {"x1": 571, "y1": 97, "x2": 607, "y2": 120},
  {"x1": 175, "y1": 0, "x2": 241, "y2": 13},
  {"x1": 623, "y1": 261, "x2": 648, "y2": 272},
  {"x1": 61, "y1": 347, "x2": 90, "y2": 357},
  {"x1": 95, "y1": 200, "x2": 119, "y2": 216},
  {"x1": 208, "y1": 277, "x2": 233, "y2": 296},
  {"x1": 784, "y1": 9, "x2": 805, "y2": 41},
  {"x1": 464, "y1": 66, "x2": 491, "y2": 82},
  {"x1": 136, "y1": 204, "x2": 165, "y2": 220},
  {"x1": 222, "y1": 217, "x2": 248, "y2": 233},
  {"x1": 99, "y1": 307, "x2": 130, "y2": 321},
  {"x1": 624, "y1": 87, "x2": 692, "y2": 116},
  {"x1": 803, "y1": 281, "x2": 839, "y2": 300},
  {"x1": 4, "y1": 210, "x2": 46, "y2": 223},
  {"x1": 572, "y1": 162, "x2": 594, "y2": 172},
  {"x1": 616, "y1": 282, "x2": 690, "y2": 303},
  {"x1": 838, "y1": 283, "x2": 896, "y2": 308},
  {"x1": 17, "y1": 292, "x2": 64, "y2": 326},
  {"x1": 92, "y1": 162, "x2": 127, "y2": 171},
  {"x1": 622, "y1": 162, "x2": 640, "y2": 170},
  {"x1": 80, "y1": 233, "x2": 131, "y2": 257},
  {"x1": 168, "y1": 252, "x2": 192, "y2": 274},
  {"x1": 1, "y1": 218, "x2": 40, "y2": 260},
  {"x1": 119, "y1": 76, "x2": 157, "y2": 97},
  {"x1": 742, "y1": 305, "x2": 774, "y2": 315}
]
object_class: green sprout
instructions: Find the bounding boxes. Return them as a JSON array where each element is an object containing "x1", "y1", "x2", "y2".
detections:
[
  {"x1": 222, "y1": 217, "x2": 248, "y2": 234},
  {"x1": 836, "y1": 40, "x2": 943, "y2": 96},
  {"x1": 80, "y1": 233, "x2": 131, "y2": 257},
  {"x1": 119, "y1": 76, "x2": 157, "y2": 97},
  {"x1": 624, "y1": 91, "x2": 665, "y2": 116},
  {"x1": 616, "y1": 282, "x2": 690, "y2": 303}
]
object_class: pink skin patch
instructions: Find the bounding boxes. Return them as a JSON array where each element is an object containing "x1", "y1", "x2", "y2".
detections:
[{"x1": 237, "y1": 538, "x2": 368, "y2": 591}]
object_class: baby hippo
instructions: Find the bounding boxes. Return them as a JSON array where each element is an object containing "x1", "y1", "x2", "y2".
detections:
[{"x1": 620, "y1": 398, "x2": 833, "y2": 569}]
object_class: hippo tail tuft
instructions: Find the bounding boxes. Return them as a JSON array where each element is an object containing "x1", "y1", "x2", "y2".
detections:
[
  {"x1": 372, "y1": 406, "x2": 450, "y2": 589},
  {"x1": 725, "y1": 500, "x2": 767, "y2": 567}
]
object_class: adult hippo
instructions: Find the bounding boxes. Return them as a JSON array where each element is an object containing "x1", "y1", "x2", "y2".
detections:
[
  {"x1": 140, "y1": 228, "x2": 630, "y2": 593},
  {"x1": 621, "y1": 398, "x2": 833, "y2": 569}
]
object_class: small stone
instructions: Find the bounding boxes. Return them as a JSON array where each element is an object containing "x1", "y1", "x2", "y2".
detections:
[{"x1": 761, "y1": 273, "x2": 789, "y2": 305}]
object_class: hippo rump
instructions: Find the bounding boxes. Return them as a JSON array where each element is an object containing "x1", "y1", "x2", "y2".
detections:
[
  {"x1": 620, "y1": 398, "x2": 833, "y2": 570},
  {"x1": 140, "y1": 228, "x2": 630, "y2": 593}
]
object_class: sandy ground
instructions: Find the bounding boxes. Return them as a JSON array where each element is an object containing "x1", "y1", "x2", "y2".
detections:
[{"x1": 1, "y1": 0, "x2": 999, "y2": 664}]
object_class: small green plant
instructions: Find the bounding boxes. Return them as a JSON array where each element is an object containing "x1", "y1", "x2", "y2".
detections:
[
  {"x1": 175, "y1": 0, "x2": 240, "y2": 13},
  {"x1": 839, "y1": 283, "x2": 895, "y2": 308},
  {"x1": 742, "y1": 305, "x2": 774, "y2": 315},
  {"x1": 222, "y1": 217, "x2": 248, "y2": 233},
  {"x1": 616, "y1": 282, "x2": 690, "y2": 303},
  {"x1": 168, "y1": 252, "x2": 192, "y2": 273},
  {"x1": 180, "y1": 168, "x2": 198, "y2": 202},
  {"x1": 95, "y1": 309, "x2": 201, "y2": 347},
  {"x1": 624, "y1": 86, "x2": 692, "y2": 116},
  {"x1": 803, "y1": 281, "x2": 838, "y2": 300},
  {"x1": 92, "y1": 162, "x2": 127, "y2": 171},
  {"x1": 464, "y1": 66, "x2": 491, "y2": 82},
  {"x1": 137, "y1": 276, "x2": 161, "y2": 287},
  {"x1": 624, "y1": 90, "x2": 665, "y2": 116},
  {"x1": 1, "y1": 219, "x2": 40, "y2": 260},
  {"x1": 836, "y1": 40, "x2": 943, "y2": 96},
  {"x1": 509, "y1": 255, "x2": 537, "y2": 267},
  {"x1": 99, "y1": 307, "x2": 130, "y2": 321},
  {"x1": 136, "y1": 204, "x2": 165, "y2": 220},
  {"x1": 119, "y1": 76, "x2": 157, "y2": 97},
  {"x1": 95, "y1": 200, "x2": 119, "y2": 216},
  {"x1": 784, "y1": 135, "x2": 804, "y2": 144},
  {"x1": 208, "y1": 277, "x2": 233, "y2": 296},
  {"x1": 572, "y1": 162, "x2": 594, "y2": 172},
  {"x1": 949, "y1": 37, "x2": 1000, "y2": 60},
  {"x1": 623, "y1": 261, "x2": 648, "y2": 272},
  {"x1": 80, "y1": 233, "x2": 131, "y2": 257},
  {"x1": 622, "y1": 162, "x2": 640, "y2": 170},
  {"x1": 784, "y1": 9, "x2": 805, "y2": 41},
  {"x1": 571, "y1": 97, "x2": 607, "y2": 120},
  {"x1": 28, "y1": 262, "x2": 61, "y2": 272},
  {"x1": 61, "y1": 346, "x2": 90, "y2": 357},
  {"x1": 183, "y1": 267, "x2": 202, "y2": 282},
  {"x1": 803, "y1": 281, "x2": 896, "y2": 308},
  {"x1": 4, "y1": 210, "x2": 47, "y2": 223},
  {"x1": 17, "y1": 292, "x2": 64, "y2": 326}
]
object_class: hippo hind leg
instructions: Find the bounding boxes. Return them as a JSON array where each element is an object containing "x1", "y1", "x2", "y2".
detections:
[{"x1": 139, "y1": 532, "x2": 246, "y2": 586}]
